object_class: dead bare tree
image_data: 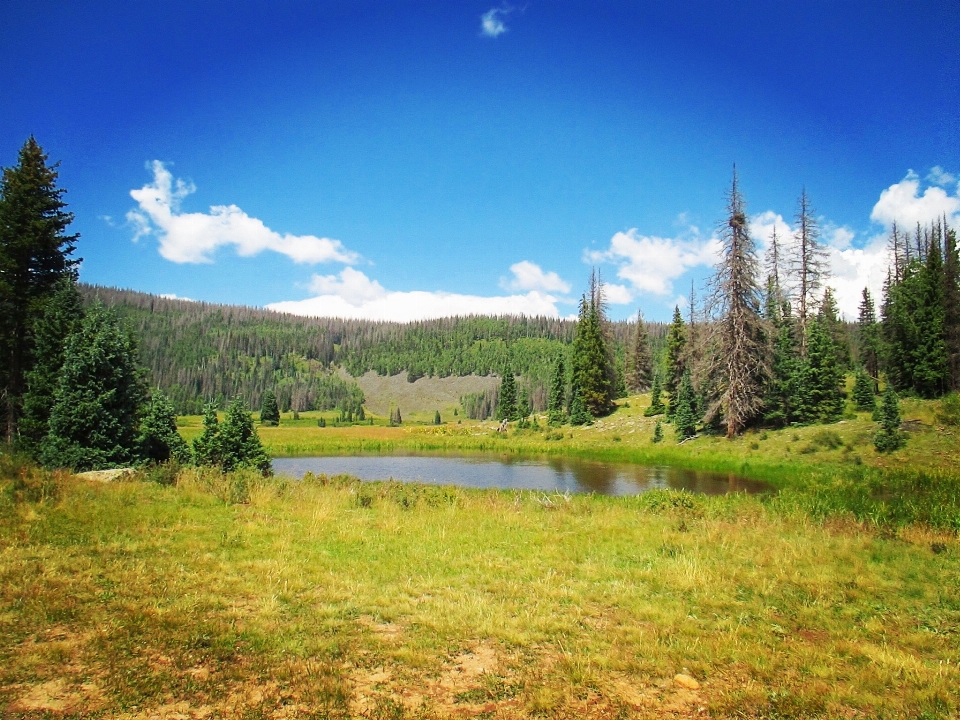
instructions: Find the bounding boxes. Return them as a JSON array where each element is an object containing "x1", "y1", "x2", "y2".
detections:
[
  {"x1": 790, "y1": 188, "x2": 828, "y2": 355},
  {"x1": 704, "y1": 168, "x2": 770, "y2": 437}
]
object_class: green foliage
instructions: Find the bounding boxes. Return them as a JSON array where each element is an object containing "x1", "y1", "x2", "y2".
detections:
[
  {"x1": 857, "y1": 287, "x2": 880, "y2": 385},
  {"x1": 434, "y1": 410, "x2": 441, "y2": 425},
  {"x1": 764, "y1": 303, "x2": 803, "y2": 427},
  {"x1": 874, "y1": 385, "x2": 905, "y2": 453},
  {"x1": 192, "y1": 404, "x2": 224, "y2": 468},
  {"x1": 317, "y1": 416, "x2": 326, "y2": 428},
  {"x1": 852, "y1": 367, "x2": 876, "y2": 412},
  {"x1": 652, "y1": 420, "x2": 663, "y2": 443},
  {"x1": 799, "y1": 317, "x2": 845, "y2": 423},
  {"x1": 568, "y1": 385, "x2": 591, "y2": 426},
  {"x1": 193, "y1": 399, "x2": 271, "y2": 475},
  {"x1": 0, "y1": 137, "x2": 80, "y2": 442},
  {"x1": 663, "y1": 306, "x2": 686, "y2": 415},
  {"x1": 389, "y1": 407, "x2": 402, "y2": 426},
  {"x1": 259, "y1": 389, "x2": 280, "y2": 425},
  {"x1": 625, "y1": 311, "x2": 653, "y2": 392},
  {"x1": 139, "y1": 389, "x2": 191, "y2": 465},
  {"x1": 496, "y1": 371, "x2": 519, "y2": 421},
  {"x1": 672, "y1": 372, "x2": 697, "y2": 441},
  {"x1": 39, "y1": 304, "x2": 146, "y2": 471},
  {"x1": 19, "y1": 278, "x2": 84, "y2": 456},
  {"x1": 571, "y1": 277, "x2": 615, "y2": 417},
  {"x1": 547, "y1": 353, "x2": 566, "y2": 426},
  {"x1": 644, "y1": 373, "x2": 665, "y2": 417}
]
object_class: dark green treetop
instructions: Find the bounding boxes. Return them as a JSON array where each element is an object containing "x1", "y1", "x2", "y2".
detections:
[
  {"x1": 139, "y1": 389, "x2": 191, "y2": 464},
  {"x1": 260, "y1": 389, "x2": 280, "y2": 425}
]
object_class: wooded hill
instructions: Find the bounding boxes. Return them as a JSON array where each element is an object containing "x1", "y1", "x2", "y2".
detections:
[{"x1": 80, "y1": 285, "x2": 668, "y2": 415}]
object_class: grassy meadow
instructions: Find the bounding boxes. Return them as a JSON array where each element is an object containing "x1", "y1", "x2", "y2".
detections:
[{"x1": 2, "y1": 391, "x2": 960, "y2": 718}]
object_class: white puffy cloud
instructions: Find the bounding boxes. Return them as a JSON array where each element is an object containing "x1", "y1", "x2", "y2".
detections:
[
  {"x1": 928, "y1": 166, "x2": 958, "y2": 188},
  {"x1": 127, "y1": 161, "x2": 359, "y2": 265},
  {"x1": 870, "y1": 170, "x2": 960, "y2": 230},
  {"x1": 587, "y1": 228, "x2": 721, "y2": 297},
  {"x1": 158, "y1": 293, "x2": 196, "y2": 302},
  {"x1": 601, "y1": 282, "x2": 633, "y2": 305},
  {"x1": 480, "y1": 7, "x2": 509, "y2": 37},
  {"x1": 501, "y1": 260, "x2": 571, "y2": 293},
  {"x1": 269, "y1": 268, "x2": 564, "y2": 322}
]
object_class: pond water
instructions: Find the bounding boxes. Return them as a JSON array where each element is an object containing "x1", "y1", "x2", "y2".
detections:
[{"x1": 272, "y1": 454, "x2": 770, "y2": 497}]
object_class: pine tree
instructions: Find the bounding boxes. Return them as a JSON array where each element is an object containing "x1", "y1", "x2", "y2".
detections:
[
  {"x1": 19, "y1": 278, "x2": 84, "y2": 456},
  {"x1": 39, "y1": 304, "x2": 146, "y2": 471},
  {"x1": 625, "y1": 310, "x2": 653, "y2": 393},
  {"x1": 874, "y1": 385, "x2": 905, "y2": 453},
  {"x1": 817, "y1": 287, "x2": 850, "y2": 368},
  {"x1": 673, "y1": 372, "x2": 697, "y2": 440},
  {"x1": 857, "y1": 287, "x2": 880, "y2": 391},
  {"x1": 260, "y1": 389, "x2": 280, "y2": 425},
  {"x1": 944, "y1": 223, "x2": 960, "y2": 391},
  {"x1": 218, "y1": 397, "x2": 271, "y2": 475},
  {"x1": 571, "y1": 275, "x2": 615, "y2": 417},
  {"x1": 705, "y1": 168, "x2": 769, "y2": 437},
  {"x1": 799, "y1": 318, "x2": 844, "y2": 422},
  {"x1": 547, "y1": 353, "x2": 566, "y2": 426},
  {"x1": 790, "y1": 188, "x2": 828, "y2": 355},
  {"x1": 652, "y1": 420, "x2": 663, "y2": 443},
  {"x1": 434, "y1": 410, "x2": 442, "y2": 425},
  {"x1": 0, "y1": 137, "x2": 80, "y2": 442},
  {"x1": 318, "y1": 416, "x2": 326, "y2": 428},
  {"x1": 852, "y1": 367, "x2": 876, "y2": 412},
  {"x1": 663, "y1": 305, "x2": 687, "y2": 415},
  {"x1": 139, "y1": 389, "x2": 191, "y2": 464},
  {"x1": 193, "y1": 404, "x2": 224, "y2": 467},
  {"x1": 763, "y1": 299, "x2": 803, "y2": 427},
  {"x1": 496, "y1": 370, "x2": 518, "y2": 421},
  {"x1": 569, "y1": 386, "x2": 591, "y2": 426},
  {"x1": 644, "y1": 373, "x2": 665, "y2": 416}
]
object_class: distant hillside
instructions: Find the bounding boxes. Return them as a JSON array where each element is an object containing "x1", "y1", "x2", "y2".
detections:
[{"x1": 80, "y1": 285, "x2": 667, "y2": 415}]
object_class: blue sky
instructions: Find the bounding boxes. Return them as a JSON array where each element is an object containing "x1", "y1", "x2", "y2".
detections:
[{"x1": 2, "y1": 0, "x2": 959, "y2": 321}]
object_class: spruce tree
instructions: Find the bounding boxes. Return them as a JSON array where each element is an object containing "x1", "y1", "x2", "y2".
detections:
[
  {"x1": 852, "y1": 366, "x2": 876, "y2": 412},
  {"x1": 799, "y1": 318, "x2": 844, "y2": 422},
  {"x1": 673, "y1": 372, "x2": 697, "y2": 441},
  {"x1": 944, "y1": 224, "x2": 960, "y2": 391},
  {"x1": 763, "y1": 300, "x2": 802, "y2": 427},
  {"x1": 0, "y1": 137, "x2": 80, "y2": 442},
  {"x1": 547, "y1": 353, "x2": 566, "y2": 426},
  {"x1": 19, "y1": 278, "x2": 84, "y2": 456},
  {"x1": 652, "y1": 420, "x2": 663, "y2": 443},
  {"x1": 874, "y1": 385, "x2": 905, "y2": 452},
  {"x1": 571, "y1": 277, "x2": 615, "y2": 417},
  {"x1": 625, "y1": 310, "x2": 653, "y2": 393},
  {"x1": 434, "y1": 410, "x2": 441, "y2": 425},
  {"x1": 193, "y1": 404, "x2": 224, "y2": 467},
  {"x1": 644, "y1": 373, "x2": 665, "y2": 416},
  {"x1": 39, "y1": 304, "x2": 146, "y2": 471},
  {"x1": 790, "y1": 188, "x2": 829, "y2": 355},
  {"x1": 215, "y1": 397, "x2": 271, "y2": 475},
  {"x1": 496, "y1": 370, "x2": 518, "y2": 421},
  {"x1": 663, "y1": 306, "x2": 687, "y2": 415},
  {"x1": 568, "y1": 386, "x2": 591, "y2": 426},
  {"x1": 260, "y1": 389, "x2": 280, "y2": 425},
  {"x1": 706, "y1": 169, "x2": 769, "y2": 437},
  {"x1": 818, "y1": 287, "x2": 851, "y2": 369},
  {"x1": 139, "y1": 389, "x2": 190, "y2": 464},
  {"x1": 857, "y1": 287, "x2": 880, "y2": 391}
]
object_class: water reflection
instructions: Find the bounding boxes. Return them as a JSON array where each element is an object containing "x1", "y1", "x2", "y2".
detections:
[{"x1": 273, "y1": 454, "x2": 769, "y2": 497}]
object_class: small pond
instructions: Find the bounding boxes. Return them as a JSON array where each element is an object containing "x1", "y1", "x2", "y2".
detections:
[{"x1": 273, "y1": 454, "x2": 770, "y2": 497}]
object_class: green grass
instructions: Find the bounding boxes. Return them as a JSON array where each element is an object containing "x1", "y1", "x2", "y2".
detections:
[{"x1": 1, "y1": 458, "x2": 958, "y2": 718}]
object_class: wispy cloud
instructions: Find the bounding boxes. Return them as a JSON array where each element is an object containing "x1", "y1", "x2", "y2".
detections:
[
  {"x1": 480, "y1": 6, "x2": 510, "y2": 37},
  {"x1": 127, "y1": 161, "x2": 359, "y2": 265},
  {"x1": 270, "y1": 267, "x2": 565, "y2": 322},
  {"x1": 501, "y1": 260, "x2": 570, "y2": 293}
]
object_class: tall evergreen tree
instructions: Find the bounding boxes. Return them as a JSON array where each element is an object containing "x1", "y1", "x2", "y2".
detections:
[
  {"x1": 799, "y1": 318, "x2": 844, "y2": 422},
  {"x1": 857, "y1": 287, "x2": 880, "y2": 391},
  {"x1": 39, "y1": 304, "x2": 146, "y2": 471},
  {"x1": 818, "y1": 287, "x2": 851, "y2": 368},
  {"x1": 705, "y1": 169, "x2": 769, "y2": 437},
  {"x1": 496, "y1": 370, "x2": 519, "y2": 421},
  {"x1": 0, "y1": 137, "x2": 80, "y2": 442},
  {"x1": 19, "y1": 278, "x2": 84, "y2": 456},
  {"x1": 218, "y1": 397, "x2": 272, "y2": 475},
  {"x1": 673, "y1": 372, "x2": 697, "y2": 441},
  {"x1": 763, "y1": 301, "x2": 803, "y2": 427},
  {"x1": 139, "y1": 389, "x2": 190, "y2": 464},
  {"x1": 625, "y1": 310, "x2": 653, "y2": 393},
  {"x1": 852, "y1": 366, "x2": 876, "y2": 412},
  {"x1": 571, "y1": 275, "x2": 615, "y2": 417},
  {"x1": 790, "y1": 188, "x2": 828, "y2": 355},
  {"x1": 944, "y1": 223, "x2": 960, "y2": 391},
  {"x1": 874, "y1": 385, "x2": 905, "y2": 453},
  {"x1": 260, "y1": 389, "x2": 280, "y2": 425},
  {"x1": 663, "y1": 305, "x2": 687, "y2": 415},
  {"x1": 547, "y1": 353, "x2": 566, "y2": 426},
  {"x1": 568, "y1": 384, "x2": 591, "y2": 426}
]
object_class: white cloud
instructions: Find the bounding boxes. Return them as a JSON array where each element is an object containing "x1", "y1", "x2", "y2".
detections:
[
  {"x1": 588, "y1": 228, "x2": 721, "y2": 297},
  {"x1": 127, "y1": 161, "x2": 359, "y2": 265},
  {"x1": 269, "y1": 268, "x2": 564, "y2": 322},
  {"x1": 501, "y1": 260, "x2": 571, "y2": 293},
  {"x1": 480, "y1": 7, "x2": 509, "y2": 37},
  {"x1": 928, "y1": 166, "x2": 957, "y2": 188},
  {"x1": 159, "y1": 293, "x2": 196, "y2": 302},
  {"x1": 870, "y1": 170, "x2": 960, "y2": 230},
  {"x1": 601, "y1": 282, "x2": 633, "y2": 305}
]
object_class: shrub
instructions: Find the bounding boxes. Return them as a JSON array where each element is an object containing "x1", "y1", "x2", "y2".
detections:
[{"x1": 936, "y1": 393, "x2": 960, "y2": 426}]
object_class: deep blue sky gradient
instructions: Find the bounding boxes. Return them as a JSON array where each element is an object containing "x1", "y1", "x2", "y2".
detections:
[{"x1": 2, "y1": 1, "x2": 958, "y2": 319}]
